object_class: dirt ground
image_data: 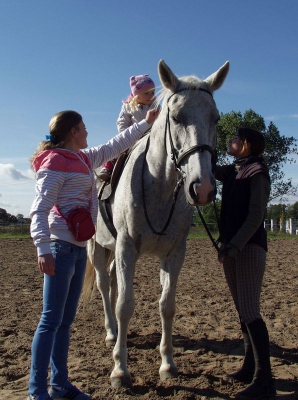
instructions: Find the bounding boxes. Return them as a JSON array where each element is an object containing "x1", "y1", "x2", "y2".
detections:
[{"x1": 0, "y1": 237, "x2": 297, "y2": 399}]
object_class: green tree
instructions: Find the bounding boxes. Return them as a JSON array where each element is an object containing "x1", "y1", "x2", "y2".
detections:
[
  {"x1": 8, "y1": 215, "x2": 18, "y2": 224},
  {"x1": 287, "y1": 202, "x2": 298, "y2": 219},
  {"x1": 194, "y1": 200, "x2": 221, "y2": 232},
  {"x1": 0, "y1": 208, "x2": 9, "y2": 224},
  {"x1": 217, "y1": 109, "x2": 297, "y2": 201},
  {"x1": 266, "y1": 203, "x2": 288, "y2": 220}
]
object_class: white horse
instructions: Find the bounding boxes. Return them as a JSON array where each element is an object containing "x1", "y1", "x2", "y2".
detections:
[{"x1": 84, "y1": 59, "x2": 229, "y2": 388}]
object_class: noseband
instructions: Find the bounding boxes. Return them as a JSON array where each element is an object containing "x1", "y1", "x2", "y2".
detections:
[{"x1": 166, "y1": 87, "x2": 217, "y2": 174}]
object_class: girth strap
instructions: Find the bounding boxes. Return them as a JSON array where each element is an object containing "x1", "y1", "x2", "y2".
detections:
[{"x1": 99, "y1": 199, "x2": 117, "y2": 239}]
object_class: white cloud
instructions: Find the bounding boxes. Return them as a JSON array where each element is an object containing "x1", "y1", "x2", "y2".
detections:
[
  {"x1": 0, "y1": 164, "x2": 35, "y2": 217},
  {"x1": 264, "y1": 114, "x2": 298, "y2": 121},
  {"x1": 0, "y1": 163, "x2": 32, "y2": 181}
]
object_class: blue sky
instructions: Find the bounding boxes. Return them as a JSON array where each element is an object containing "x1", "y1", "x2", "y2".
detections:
[{"x1": 0, "y1": 0, "x2": 298, "y2": 217}]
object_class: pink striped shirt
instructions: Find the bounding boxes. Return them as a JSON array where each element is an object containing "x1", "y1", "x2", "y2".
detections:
[{"x1": 30, "y1": 120, "x2": 149, "y2": 256}]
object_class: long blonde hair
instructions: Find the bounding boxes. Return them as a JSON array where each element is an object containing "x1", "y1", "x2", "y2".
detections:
[
  {"x1": 124, "y1": 92, "x2": 156, "y2": 111},
  {"x1": 30, "y1": 110, "x2": 82, "y2": 167}
]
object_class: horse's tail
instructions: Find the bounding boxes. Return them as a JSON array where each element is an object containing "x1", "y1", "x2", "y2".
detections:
[
  {"x1": 80, "y1": 238, "x2": 114, "y2": 309},
  {"x1": 80, "y1": 238, "x2": 96, "y2": 309}
]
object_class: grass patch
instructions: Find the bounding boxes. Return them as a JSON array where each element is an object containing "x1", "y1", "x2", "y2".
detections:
[
  {"x1": 0, "y1": 224, "x2": 31, "y2": 239},
  {"x1": 188, "y1": 226, "x2": 219, "y2": 239},
  {"x1": 0, "y1": 233, "x2": 31, "y2": 239},
  {"x1": 267, "y1": 232, "x2": 298, "y2": 239},
  {"x1": 0, "y1": 227, "x2": 297, "y2": 240},
  {"x1": 188, "y1": 227, "x2": 298, "y2": 240}
]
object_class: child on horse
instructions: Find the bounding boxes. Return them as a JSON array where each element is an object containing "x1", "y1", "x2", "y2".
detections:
[{"x1": 97, "y1": 74, "x2": 156, "y2": 181}]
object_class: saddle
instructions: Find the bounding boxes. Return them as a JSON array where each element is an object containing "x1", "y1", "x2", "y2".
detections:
[
  {"x1": 97, "y1": 151, "x2": 128, "y2": 201},
  {"x1": 96, "y1": 138, "x2": 146, "y2": 239}
]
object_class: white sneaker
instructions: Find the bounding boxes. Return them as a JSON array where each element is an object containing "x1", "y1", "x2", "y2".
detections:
[
  {"x1": 27, "y1": 394, "x2": 53, "y2": 400},
  {"x1": 49, "y1": 382, "x2": 90, "y2": 399}
]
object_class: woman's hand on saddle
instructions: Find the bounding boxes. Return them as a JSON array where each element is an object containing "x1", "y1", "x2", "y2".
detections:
[
  {"x1": 38, "y1": 253, "x2": 55, "y2": 276},
  {"x1": 145, "y1": 108, "x2": 160, "y2": 125}
]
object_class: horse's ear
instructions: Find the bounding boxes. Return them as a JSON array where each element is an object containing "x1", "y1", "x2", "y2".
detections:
[
  {"x1": 204, "y1": 61, "x2": 230, "y2": 92},
  {"x1": 158, "y1": 59, "x2": 179, "y2": 92}
]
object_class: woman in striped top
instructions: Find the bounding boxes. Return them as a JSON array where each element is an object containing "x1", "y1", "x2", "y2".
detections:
[{"x1": 27, "y1": 108, "x2": 159, "y2": 400}]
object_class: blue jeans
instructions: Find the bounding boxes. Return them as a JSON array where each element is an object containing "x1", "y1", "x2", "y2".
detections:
[{"x1": 29, "y1": 241, "x2": 87, "y2": 395}]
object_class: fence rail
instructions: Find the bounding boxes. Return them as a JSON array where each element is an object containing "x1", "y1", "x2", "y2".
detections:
[
  {"x1": 0, "y1": 224, "x2": 31, "y2": 234},
  {"x1": 1, "y1": 220, "x2": 297, "y2": 237}
]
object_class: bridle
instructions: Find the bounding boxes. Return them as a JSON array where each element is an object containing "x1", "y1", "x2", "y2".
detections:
[
  {"x1": 166, "y1": 87, "x2": 217, "y2": 175},
  {"x1": 142, "y1": 87, "x2": 218, "y2": 235}
]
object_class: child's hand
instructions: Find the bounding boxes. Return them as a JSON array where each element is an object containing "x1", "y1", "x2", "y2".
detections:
[{"x1": 145, "y1": 108, "x2": 160, "y2": 124}]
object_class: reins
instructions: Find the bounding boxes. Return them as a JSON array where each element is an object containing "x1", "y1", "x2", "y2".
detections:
[
  {"x1": 141, "y1": 135, "x2": 184, "y2": 235},
  {"x1": 196, "y1": 202, "x2": 221, "y2": 252}
]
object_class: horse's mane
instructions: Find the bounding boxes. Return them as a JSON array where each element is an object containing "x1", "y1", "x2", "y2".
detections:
[{"x1": 156, "y1": 75, "x2": 207, "y2": 110}]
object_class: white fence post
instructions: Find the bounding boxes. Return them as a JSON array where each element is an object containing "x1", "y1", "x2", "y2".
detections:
[
  {"x1": 264, "y1": 219, "x2": 270, "y2": 231},
  {"x1": 271, "y1": 219, "x2": 277, "y2": 232},
  {"x1": 289, "y1": 218, "x2": 296, "y2": 235}
]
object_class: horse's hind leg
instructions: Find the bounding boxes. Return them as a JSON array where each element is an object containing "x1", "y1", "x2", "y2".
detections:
[
  {"x1": 158, "y1": 249, "x2": 185, "y2": 381},
  {"x1": 94, "y1": 241, "x2": 117, "y2": 346}
]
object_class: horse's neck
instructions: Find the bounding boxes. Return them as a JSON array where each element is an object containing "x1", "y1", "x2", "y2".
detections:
[{"x1": 146, "y1": 124, "x2": 177, "y2": 190}]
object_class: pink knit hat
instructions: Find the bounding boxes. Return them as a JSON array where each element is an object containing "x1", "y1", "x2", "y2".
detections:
[{"x1": 130, "y1": 74, "x2": 155, "y2": 97}]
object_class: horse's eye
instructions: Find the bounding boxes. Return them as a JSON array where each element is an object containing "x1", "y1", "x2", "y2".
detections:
[{"x1": 172, "y1": 116, "x2": 179, "y2": 124}]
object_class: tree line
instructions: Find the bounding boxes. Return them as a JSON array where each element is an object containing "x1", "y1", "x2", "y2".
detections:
[
  {"x1": 266, "y1": 202, "x2": 298, "y2": 221},
  {"x1": 0, "y1": 208, "x2": 30, "y2": 225},
  {"x1": 217, "y1": 109, "x2": 297, "y2": 201}
]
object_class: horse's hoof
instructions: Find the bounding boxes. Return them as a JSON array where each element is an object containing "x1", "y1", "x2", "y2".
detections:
[
  {"x1": 110, "y1": 375, "x2": 132, "y2": 388},
  {"x1": 159, "y1": 367, "x2": 178, "y2": 381},
  {"x1": 105, "y1": 337, "x2": 117, "y2": 347}
]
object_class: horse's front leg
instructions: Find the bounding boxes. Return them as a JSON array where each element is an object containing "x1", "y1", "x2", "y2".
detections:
[
  {"x1": 109, "y1": 259, "x2": 117, "y2": 325},
  {"x1": 110, "y1": 242, "x2": 136, "y2": 388},
  {"x1": 159, "y1": 248, "x2": 185, "y2": 381},
  {"x1": 93, "y1": 241, "x2": 117, "y2": 346}
]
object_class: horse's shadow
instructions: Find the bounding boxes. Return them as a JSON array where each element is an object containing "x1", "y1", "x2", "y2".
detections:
[{"x1": 126, "y1": 331, "x2": 298, "y2": 399}]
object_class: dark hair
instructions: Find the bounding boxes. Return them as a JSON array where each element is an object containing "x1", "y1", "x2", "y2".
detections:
[{"x1": 237, "y1": 127, "x2": 265, "y2": 157}]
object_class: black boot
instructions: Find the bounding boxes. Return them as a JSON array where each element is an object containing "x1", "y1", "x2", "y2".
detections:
[
  {"x1": 227, "y1": 322, "x2": 255, "y2": 383},
  {"x1": 235, "y1": 319, "x2": 276, "y2": 400}
]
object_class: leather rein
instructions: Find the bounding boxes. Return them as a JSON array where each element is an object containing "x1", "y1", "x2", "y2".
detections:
[{"x1": 142, "y1": 87, "x2": 217, "y2": 235}]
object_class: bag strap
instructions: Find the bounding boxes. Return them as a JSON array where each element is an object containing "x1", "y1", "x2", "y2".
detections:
[
  {"x1": 52, "y1": 205, "x2": 67, "y2": 222},
  {"x1": 52, "y1": 151, "x2": 93, "y2": 218},
  {"x1": 74, "y1": 152, "x2": 93, "y2": 210}
]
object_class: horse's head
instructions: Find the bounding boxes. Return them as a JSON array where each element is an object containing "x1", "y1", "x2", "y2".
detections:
[{"x1": 158, "y1": 59, "x2": 229, "y2": 206}]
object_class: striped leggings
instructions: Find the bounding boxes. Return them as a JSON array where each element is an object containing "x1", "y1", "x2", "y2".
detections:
[{"x1": 223, "y1": 243, "x2": 267, "y2": 323}]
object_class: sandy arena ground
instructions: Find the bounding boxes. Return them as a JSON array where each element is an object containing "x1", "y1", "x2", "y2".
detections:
[{"x1": 0, "y1": 237, "x2": 297, "y2": 399}]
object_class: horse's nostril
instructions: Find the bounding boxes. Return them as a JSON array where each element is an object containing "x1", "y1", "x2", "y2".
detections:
[{"x1": 189, "y1": 181, "x2": 200, "y2": 201}]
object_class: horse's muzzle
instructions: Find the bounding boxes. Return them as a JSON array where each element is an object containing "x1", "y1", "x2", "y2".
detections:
[{"x1": 188, "y1": 178, "x2": 216, "y2": 206}]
